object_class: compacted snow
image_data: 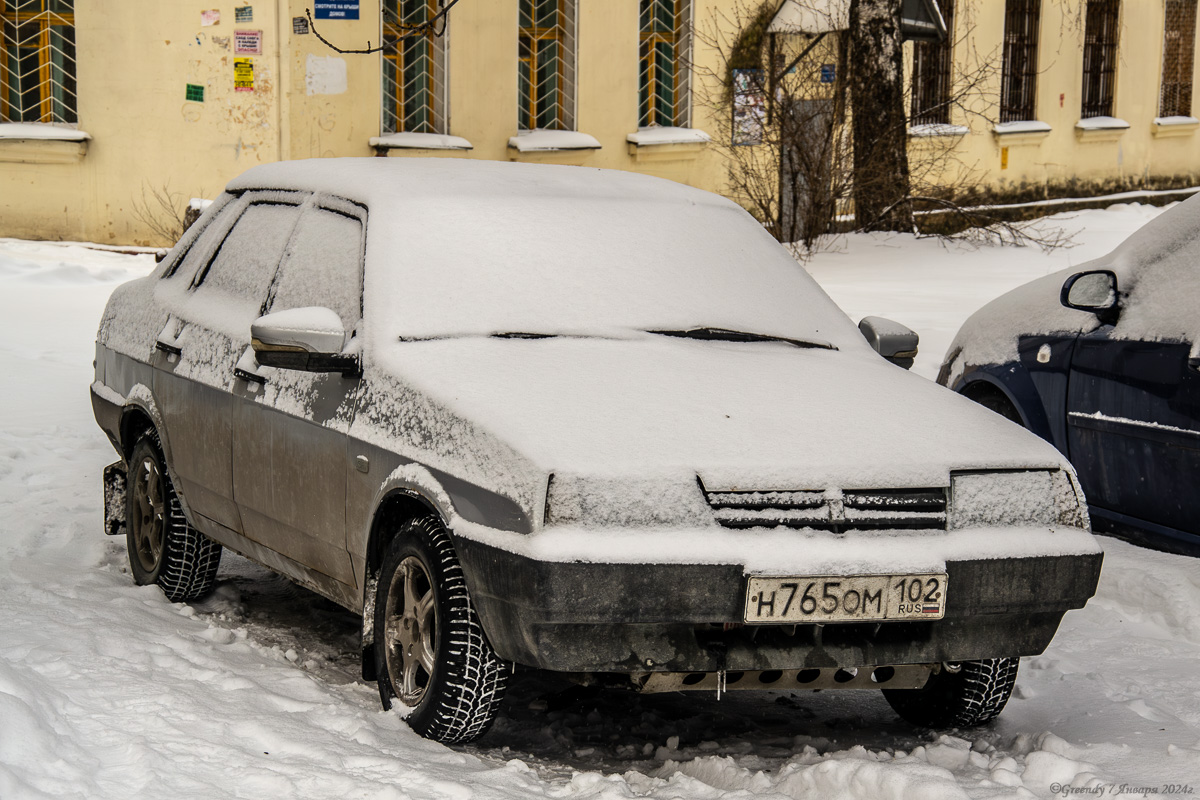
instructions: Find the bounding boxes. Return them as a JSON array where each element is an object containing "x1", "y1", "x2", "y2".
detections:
[{"x1": 2, "y1": 203, "x2": 1199, "y2": 800}]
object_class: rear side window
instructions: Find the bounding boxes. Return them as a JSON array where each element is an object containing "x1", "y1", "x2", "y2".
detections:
[
  {"x1": 268, "y1": 207, "x2": 364, "y2": 333},
  {"x1": 195, "y1": 203, "x2": 303, "y2": 304}
]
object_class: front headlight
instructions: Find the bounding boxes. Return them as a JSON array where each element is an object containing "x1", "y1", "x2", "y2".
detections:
[
  {"x1": 544, "y1": 473, "x2": 713, "y2": 529},
  {"x1": 949, "y1": 469, "x2": 1088, "y2": 530}
]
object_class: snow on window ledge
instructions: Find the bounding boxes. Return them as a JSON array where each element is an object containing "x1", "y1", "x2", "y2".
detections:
[
  {"x1": 1075, "y1": 116, "x2": 1129, "y2": 131},
  {"x1": 907, "y1": 123, "x2": 969, "y2": 138},
  {"x1": 508, "y1": 130, "x2": 602, "y2": 152},
  {"x1": 992, "y1": 120, "x2": 1051, "y2": 135},
  {"x1": 1154, "y1": 115, "x2": 1199, "y2": 126},
  {"x1": 0, "y1": 122, "x2": 91, "y2": 142},
  {"x1": 626, "y1": 127, "x2": 712, "y2": 146},
  {"x1": 369, "y1": 132, "x2": 474, "y2": 151}
]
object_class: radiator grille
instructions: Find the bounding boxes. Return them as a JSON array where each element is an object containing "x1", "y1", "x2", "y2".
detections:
[{"x1": 703, "y1": 487, "x2": 947, "y2": 532}]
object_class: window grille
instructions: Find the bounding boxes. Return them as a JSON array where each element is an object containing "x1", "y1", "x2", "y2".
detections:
[
  {"x1": 910, "y1": 0, "x2": 954, "y2": 125},
  {"x1": 639, "y1": 0, "x2": 692, "y2": 128},
  {"x1": 382, "y1": 0, "x2": 447, "y2": 134},
  {"x1": 1081, "y1": 0, "x2": 1120, "y2": 118},
  {"x1": 518, "y1": 0, "x2": 576, "y2": 130},
  {"x1": 1000, "y1": 0, "x2": 1040, "y2": 122},
  {"x1": 1161, "y1": 0, "x2": 1197, "y2": 117},
  {"x1": 1, "y1": 0, "x2": 76, "y2": 124}
]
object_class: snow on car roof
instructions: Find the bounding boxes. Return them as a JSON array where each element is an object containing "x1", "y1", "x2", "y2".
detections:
[{"x1": 227, "y1": 158, "x2": 868, "y2": 351}]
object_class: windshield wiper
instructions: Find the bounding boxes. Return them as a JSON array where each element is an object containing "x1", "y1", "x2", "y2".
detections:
[
  {"x1": 648, "y1": 327, "x2": 836, "y2": 350},
  {"x1": 489, "y1": 332, "x2": 557, "y2": 339}
]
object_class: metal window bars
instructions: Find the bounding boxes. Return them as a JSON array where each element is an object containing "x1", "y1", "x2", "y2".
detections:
[
  {"x1": 518, "y1": 0, "x2": 576, "y2": 131},
  {"x1": 639, "y1": 0, "x2": 692, "y2": 128},
  {"x1": 909, "y1": 0, "x2": 954, "y2": 126},
  {"x1": 1, "y1": 0, "x2": 76, "y2": 124},
  {"x1": 1081, "y1": 0, "x2": 1120, "y2": 119},
  {"x1": 1000, "y1": 0, "x2": 1040, "y2": 122},
  {"x1": 1161, "y1": 0, "x2": 1197, "y2": 117},
  {"x1": 382, "y1": 0, "x2": 447, "y2": 134}
]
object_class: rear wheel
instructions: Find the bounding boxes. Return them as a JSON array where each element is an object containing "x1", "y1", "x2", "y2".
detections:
[
  {"x1": 883, "y1": 658, "x2": 1019, "y2": 728},
  {"x1": 373, "y1": 515, "x2": 509, "y2": 743},
  {"x1": 125, "y1": 432, "x2": 222, "y2": 602}
]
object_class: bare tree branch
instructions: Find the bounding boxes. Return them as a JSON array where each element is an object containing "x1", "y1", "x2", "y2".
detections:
[{"x1": 306, "y1": 0, "x2": 461, "y2": 56}]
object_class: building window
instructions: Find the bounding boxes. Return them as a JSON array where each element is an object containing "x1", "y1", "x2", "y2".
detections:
[
  {"x1": 1, "y1": 0, "x2": 76, "y2": 124},
  {"x1": 382, "y1": 0, "x2": 447, "y2": 134},
  {"x1": 1081, "y1": 0, "x2": 1120, "y2": 118},
  {"x1": 1000, "y1": 0, "x2": 1040, "y2": 122},
  {"x1": 639, "y1": 0, "x2": 692, "y2": 128},
  {"x1": 910, "y1": 0, "x2": 954, "y2": 125},
  {"x1": 518, "y1": 0, "x2": 576, "y2": 130},
  {"x1": 1161, "y1": 0, "x2": 1197, "y2": 117}
]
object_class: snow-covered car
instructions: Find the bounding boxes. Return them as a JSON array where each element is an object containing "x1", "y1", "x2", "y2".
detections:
[
  {"x1": 92, "y1": 159, "x2": 1102, "y2": 743},
  {"x1": 940, "y1": 197, "x2": 1200, "y2": 555}
]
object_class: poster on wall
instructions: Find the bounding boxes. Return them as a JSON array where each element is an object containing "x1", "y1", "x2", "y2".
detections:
[
  {"x1": 732, "y1": 69, "x2": 766, "y2": 146},
  {"x1": 234, "y1": 59, "x2": 255, "y2": 92},
  {"x1": 234, "y1": 30, "x2": 262, "y2": 55},
  {"x1": 200, "y1": 9, "x2": 220, "y2": 26},
  {"x1": 314, "y1": 1, "x2": 360, "y2": 20},
  {"x1": 234, "y1": 6, "x2": 254, "y2": 22}
]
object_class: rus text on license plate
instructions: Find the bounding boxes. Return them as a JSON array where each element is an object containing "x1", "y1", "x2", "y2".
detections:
[{"x1": 744, "y1": 574, "x2": 947, "y2": 623}]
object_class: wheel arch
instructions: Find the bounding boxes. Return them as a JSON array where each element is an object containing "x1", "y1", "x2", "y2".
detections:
[{"x1": 955, "y1": 368, "x2": 1055, "y2": 442}]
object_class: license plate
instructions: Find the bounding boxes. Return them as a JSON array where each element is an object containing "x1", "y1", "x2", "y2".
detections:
[{"x1": 744, "y1": 574, "x2": 947, "y2": 623}]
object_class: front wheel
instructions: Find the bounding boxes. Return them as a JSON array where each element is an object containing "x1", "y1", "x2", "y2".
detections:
[
  {"x1": 373, "y1": 515, "x2": 509, "y2": 743},
  {"x1": 883, "y1": 658, "x2": 1019, "y2": 728},
  {"x1": 125, "y1": 431, "x2": 222, "y2": 602}
]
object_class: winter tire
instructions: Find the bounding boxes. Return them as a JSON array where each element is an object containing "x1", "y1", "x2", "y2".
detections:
[
  {"x1": 373, "y1": 514, "x2": 509, "y2": 743},
  {"x1": 883, "y1": 657, "x2": 1019, "y2": 728},
  {"x1": 125, "y1": 431, "x2": 222, "y2": 603}
]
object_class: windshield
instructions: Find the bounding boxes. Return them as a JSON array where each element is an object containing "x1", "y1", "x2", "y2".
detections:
[{"x1": 367, "y1": 183, "x2": 864, "y2": 351}]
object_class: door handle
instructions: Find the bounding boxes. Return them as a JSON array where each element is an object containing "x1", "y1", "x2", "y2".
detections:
[{"x1": 155, "y1": 339, "x2": 182, "y2": 356}]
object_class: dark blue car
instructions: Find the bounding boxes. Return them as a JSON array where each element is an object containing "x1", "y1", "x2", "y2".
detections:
[{"x1": 939, "y1": 198, "x2": 1200, "y2": 553}]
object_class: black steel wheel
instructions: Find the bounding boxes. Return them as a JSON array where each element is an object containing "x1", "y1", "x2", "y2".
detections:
[
  {"x1": 883, "y1": 658, "x2": 1019, "y2": 728},
  {"x1": 373, "y1": 515, "x2": 508, "y2": 743},
  {"x1": 125, "y1": 431, "x2": 222, "y2": 603}
]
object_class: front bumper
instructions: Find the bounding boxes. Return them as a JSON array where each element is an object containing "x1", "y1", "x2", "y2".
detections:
[{"x1": 455, "y1": 536, "x2": 1103, "y2": 672}]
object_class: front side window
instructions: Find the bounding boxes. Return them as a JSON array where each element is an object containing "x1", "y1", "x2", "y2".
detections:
[
  {"x1": 639, "y1": 0, "x2": 692, "y2": 128},
  {"x1": 1161, "y1": 0, "x2": 1197, "y2": 117},
  {"x1": 268, "y1": 206, "x2": 364, "y2": 334},
  {"x1": 1, "y1": 0, "x2": 76, "y2": 124},
  {"x1": 1000, "y1": 0, "x2": 1041, "y2": 122},
  {"x1": 382, "y1": 0, "x2": 447, "y2": 134},
  {"x1": 910, "y1": 0, "x2": 955, "y2": 125},
  {"x1": 1082, "y1": 0, "x2": 1121, "y2": 118},
  {"x1": 518, "y1": 0, "x2": 576, "y2": 130}
]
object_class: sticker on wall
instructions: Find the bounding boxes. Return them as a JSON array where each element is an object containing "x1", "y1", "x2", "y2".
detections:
[
  {"x1": 212, "y1": 35, "x2": 230, "y2": 49},
  {"x1": 234, "y1": 58, "x2": 255, "y2": 92},
  {"x1": 185, "y1": 84, "x2": 205, "y2": 102},
  {"x1": 234, "y1": 30, "x2": 262, "y2": 55},
  {"x1": 305, "y1": 54, "x2": 347, "y2": 96},
  {"x1": 234, "y1": 6, "x2": 254, "y2": 23},
  {"x1": 314, "y1": 1, "x2": 360, "y2": 20},
  {"x1": 200, "y1": 9, "x2": 220, "y2": 26},
  {"x1": 293, "y1": 16, "x2": 310, "y2": 35}
]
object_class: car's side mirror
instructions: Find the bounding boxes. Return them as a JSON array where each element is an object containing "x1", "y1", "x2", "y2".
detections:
[
  {"x1": 1061, "y1": 269, "x2": 1119, "y2": 326},
  {"x1": 250, "y1": 307, "x2": 360, "y2": 377},
  {"x1": 859, "y1": 316, "x2": 919, "y2": 369}
]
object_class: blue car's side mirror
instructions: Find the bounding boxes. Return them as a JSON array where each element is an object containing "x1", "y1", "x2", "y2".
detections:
[{"x1": 1061, "y1": 270, "x2": 1120, "y2": 325}]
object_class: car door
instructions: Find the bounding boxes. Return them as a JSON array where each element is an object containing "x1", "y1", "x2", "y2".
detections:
[
  {"x1": 230, "y1": 196, "x2": 365, "y2": 589},
  {"x1": 152, "y1": 194, "x2": 305, "y2": 534}
]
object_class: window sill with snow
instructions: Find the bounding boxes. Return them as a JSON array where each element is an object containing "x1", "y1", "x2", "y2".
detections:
[
  {"x1": 369, "y1": 132, "x2": 474, "y2": 155},
  {"x1": 1074, "y1": 116, "x2": 1129, "y2": 142},
  {"x1": 625, "y1": 127, "x2": 711, "y2": 162},
  {"x1": 907, "y1": 123, "x2": 969, "y2": 139},
  {"x1": 1151, "y1": 116, "x2": 1200, "y2": 138},
  {"x1": 992, "y1": 120, "x2": 1051, "y2": 147},
  {"x1": 0, "y1": 123, "x2": 90, "y2": 164}
]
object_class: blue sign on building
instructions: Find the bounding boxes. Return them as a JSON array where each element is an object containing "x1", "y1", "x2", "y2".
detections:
[
  {"x1": 314, "y1": 1, "x2": 360, "y2": 20},
  {"x1": 820, "y1": 64, "x2": 836, "y2": 84}
]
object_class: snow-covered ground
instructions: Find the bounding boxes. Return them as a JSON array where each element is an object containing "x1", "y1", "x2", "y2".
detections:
[{"x1": 2, "y1": 205, "x2": 1199, "y2": 799}]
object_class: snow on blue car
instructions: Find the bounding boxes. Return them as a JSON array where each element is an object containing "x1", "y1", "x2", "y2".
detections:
[{"x1": 940, "y1": 195, "x2": 1200, "y2": 553}]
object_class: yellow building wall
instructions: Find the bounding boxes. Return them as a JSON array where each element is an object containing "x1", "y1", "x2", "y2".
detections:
[
  {"x1": 921, "y1": 0, "x2": 1200, "y2": 198},
  {"x1": 4, "y1": 0, "x2": 1200, "y2": 245},
  {"x1": 0, "y1": 0, "x2": 738, "y2": 246}
]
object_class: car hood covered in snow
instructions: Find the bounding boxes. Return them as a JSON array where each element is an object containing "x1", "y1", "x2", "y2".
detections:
[{"x1": 371, "y1": 335, "x2": 1071, "y2": 493}]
